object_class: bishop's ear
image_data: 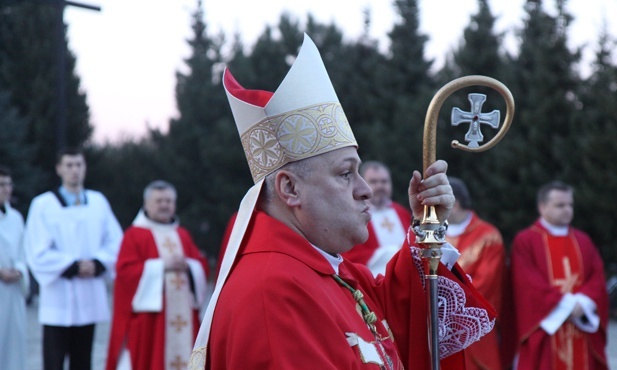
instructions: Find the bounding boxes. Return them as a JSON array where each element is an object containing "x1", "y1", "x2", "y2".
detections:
[{"x1": 274, "y1": 170, "x2": 301, "y2": 207}]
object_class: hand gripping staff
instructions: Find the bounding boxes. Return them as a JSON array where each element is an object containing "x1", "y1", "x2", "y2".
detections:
[{"x1": 416, "y1": 75, "x2": 514, "y2": 370}]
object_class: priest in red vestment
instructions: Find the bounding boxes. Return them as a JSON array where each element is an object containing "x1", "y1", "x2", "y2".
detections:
[
  {"x1": 106, "y1": 181, "x2": 210, "y2": 370},
  {"x1": 511, "y1": 181, "x2": 609, "y2": 370},
  {"x1": 189, "y1": 34, "x2": 497, "y2": 370},
  {"x1": 342, "y1": 161, "x2": 412, "y2": 276},
  {"x1": 446, "y1": 177, "x2": 506, "y2": 370}
]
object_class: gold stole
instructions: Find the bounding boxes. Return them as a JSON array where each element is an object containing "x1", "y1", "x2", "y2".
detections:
[
  {"x1": 152, "y1": 228, "x2": 193, "y2": 370},
  {"x1": 544, "y1": 233, "x2": 588, "y2": 370}
]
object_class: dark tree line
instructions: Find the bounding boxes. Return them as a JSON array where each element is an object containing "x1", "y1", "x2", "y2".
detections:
[{"x1": 1, "y1": 0, "x2": 616, "y2": 270}]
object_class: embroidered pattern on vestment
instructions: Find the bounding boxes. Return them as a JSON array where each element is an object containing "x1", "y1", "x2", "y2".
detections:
[{"x1": 410, "y1": 246, "x2": 495, "y2": 359}]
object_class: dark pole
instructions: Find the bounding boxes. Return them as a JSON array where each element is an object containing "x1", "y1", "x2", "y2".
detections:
[
  {"x1": 55, "y1": 1, "x2": 66, "y2": 152},
  {"x1": 54, "y1": 0, "x2": 100, "y2": 153}
]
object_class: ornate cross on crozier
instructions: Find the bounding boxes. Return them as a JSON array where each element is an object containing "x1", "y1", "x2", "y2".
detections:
[{"x1": 451, "y1": 93, "x2": 500, "y2": 148}]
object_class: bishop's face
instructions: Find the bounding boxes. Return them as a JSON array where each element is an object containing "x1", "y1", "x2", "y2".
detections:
[
  {"x1": 539, "y1": 189, "x2": 574, "y2": 227},
  {"x1": 293, "y1": 147, "x2": 373, "y2": 255}
]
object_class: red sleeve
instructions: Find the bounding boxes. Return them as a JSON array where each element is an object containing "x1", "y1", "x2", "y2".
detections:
[
  {"x1": 462, "y1": 225, "x2": 506, "y2": 312},
  {"x1": 350, "y1": 238, "x2": 497, "y2": 369},
  {"x1": 573, "y1": 230, "x2": 610, "y2": 361},
  {"x1": 510, "y1": 228, "x2": 563, "y2": 342},
  {"x1": 574, "y1": 230, "x2": 610, "y2": 324},
  {"x1": 215, "y1": 212, "x2": 237, "y2": 281},
  {"x1": 106, "y1": 227, "x2": 157, "y2": 370}
]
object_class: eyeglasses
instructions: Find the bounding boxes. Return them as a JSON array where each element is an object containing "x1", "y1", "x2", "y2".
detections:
[{"x1": 0, "y1": 182, "x2": 13, "y2": 188}]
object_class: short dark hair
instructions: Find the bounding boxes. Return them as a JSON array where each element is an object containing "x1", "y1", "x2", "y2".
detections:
[
  {"x1": 537, "y1": 181, "x2": 573, "y2": 205},
  {"x1": 359, "y1": 161, "x2": 389, "y2": 177},
  {"x1": 0, "y1": 165, "x2": 12, "y2": 177},
  {"x1": 449, "y1": 176, "x2": 472, "y2": 209},
  {"x1": 56, "y1": 147, "x2": 84, "y2": 165}
]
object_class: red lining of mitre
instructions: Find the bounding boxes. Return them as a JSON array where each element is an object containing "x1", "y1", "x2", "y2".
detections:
[{"x1": 223, "y1": 68, "x2": 273, "y2": 108}]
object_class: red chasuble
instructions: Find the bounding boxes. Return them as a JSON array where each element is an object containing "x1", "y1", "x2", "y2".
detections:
[
  {"x1": 343, "y1": 202, "x2": 411, "y2": 267},
  {"x1": 446, "y1": 211, "x2": 506, "y2": 370},
  {"x1": 106, "y1": 225, "x2": 209, "y2": 370},
  {"x1": 206, "y1": 211, "x2": 496, "y2": 370},
  {"x1": 510, "y1": 220, "x2": 609, "y2": 370}
]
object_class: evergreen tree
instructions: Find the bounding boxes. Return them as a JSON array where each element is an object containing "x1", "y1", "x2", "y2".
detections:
[
  {"x1": 380, "y1": 0, "x2": 436, "y2": 205},
  {"x1": 159, "y1": 0, "x2": 234, "y2": 258},
  {"x1": 573, "y1": 29, "x2": 617, "y2": 265},
  {"x1": 0, "y1": 89, "x2": 43, "y2": 213},
  {"x1": 474, "y1": 0, "x2": 582, "y2": 244},
  {"x1": 85, "y1": 135, "x2": 164, "y2": 229},
  {"x1": 326, "y1": 12, "x2": 389, "y2": 163},
  {"x1": 0, "y1": 2, "x2": 92, "y2": 192},
  {"x1": 436, "y1": 0, "x2": 512, "y2": 227},
  {"x1": 451, "y1": 0, "x2": 504, "y2": 78}
]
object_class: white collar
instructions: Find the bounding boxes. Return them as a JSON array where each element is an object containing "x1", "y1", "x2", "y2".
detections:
[
  {"x1": 446, "y1": 211, "x2": 472, "y2": 237},
  {"x1": 540, "y1": 217, "x2": 569, "y2": 236},
  {"x1": 310, "y1": 244, "x2": 343, "y2": 274},
  {"x1": 132, "y1": 209, "x2": 179, "y2": 230}
]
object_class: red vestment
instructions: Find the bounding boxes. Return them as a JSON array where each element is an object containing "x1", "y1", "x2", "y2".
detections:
[
  {"x1": 342, "y1": 202, "x2": 411, "y2": 269},
  {"x1": 214, "y1": 212, "x2": 237, "y2": 282},
  {"x1": 510, "y1": 220, "x2": 609, "y2": 370},
  {"x1": 206, "y1": 211, "x2": 496, "y2": 369},
  {"x1": 446, "y1": 211, "x2": 506, "y2": 370},
  {"x1": 106, "y1": 225, "x2": 210, "y2": 370}
]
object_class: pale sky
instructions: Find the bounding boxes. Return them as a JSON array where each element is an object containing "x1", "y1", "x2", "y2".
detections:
[{"x1": 63, "y1": 0, "x2": 617, "y2": 143}]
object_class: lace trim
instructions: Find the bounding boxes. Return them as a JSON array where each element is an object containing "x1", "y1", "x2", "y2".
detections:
[{"x1": 410, "y1": 246, "x2": 495, "y2": 359}]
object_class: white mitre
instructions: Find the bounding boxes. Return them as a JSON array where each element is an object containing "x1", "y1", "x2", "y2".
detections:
[
  {"x1": 224, "y1": 35, "x2": 357, "y2": 182},
  {"x1": 189, "y1": 34, "x2": 357, "y2": 368}
]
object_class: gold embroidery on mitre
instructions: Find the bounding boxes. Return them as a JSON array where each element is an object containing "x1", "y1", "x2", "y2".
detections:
[{"x1": 242, "y1": 102, "x2": 356, "y2": 183}]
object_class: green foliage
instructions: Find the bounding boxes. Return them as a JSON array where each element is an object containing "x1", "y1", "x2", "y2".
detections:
[
  {"x1": 573, "y1": 30, "x2": 617, "y2": 266},
  {"x1": 85, "y1": 135, "x2": 164, "y2": 229},
  {"x1": 3, "y1": 0, "x2": 617, "y2": 271},
  {"x1": 0, "y1": 90, "x2": 43, "y2": 214},
  {"x1": 485, "y1": 0, "x2": 582, "y2": 245},
  {"x1": 0, "y1": 2, "x2": 92, "y2": 193}
]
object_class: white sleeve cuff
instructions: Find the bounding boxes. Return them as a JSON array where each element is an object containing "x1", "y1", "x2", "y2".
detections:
[
  {"x1": 132, "y1": 259, "x2": 164, "y2": 312},
  {"x1": 440, "y1": 242, "x2": 460, "y2": 271},
  {"x1": 571, "y1": 293, "x2": 600, "y2": 333},
  {"x1": 540, "y1": 293, "x2": 577, "y2": 335}
]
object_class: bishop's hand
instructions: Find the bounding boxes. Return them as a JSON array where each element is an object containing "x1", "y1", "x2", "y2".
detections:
[{"x1": 408, "y1": 160, "x2": 454, "y2": 224}]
